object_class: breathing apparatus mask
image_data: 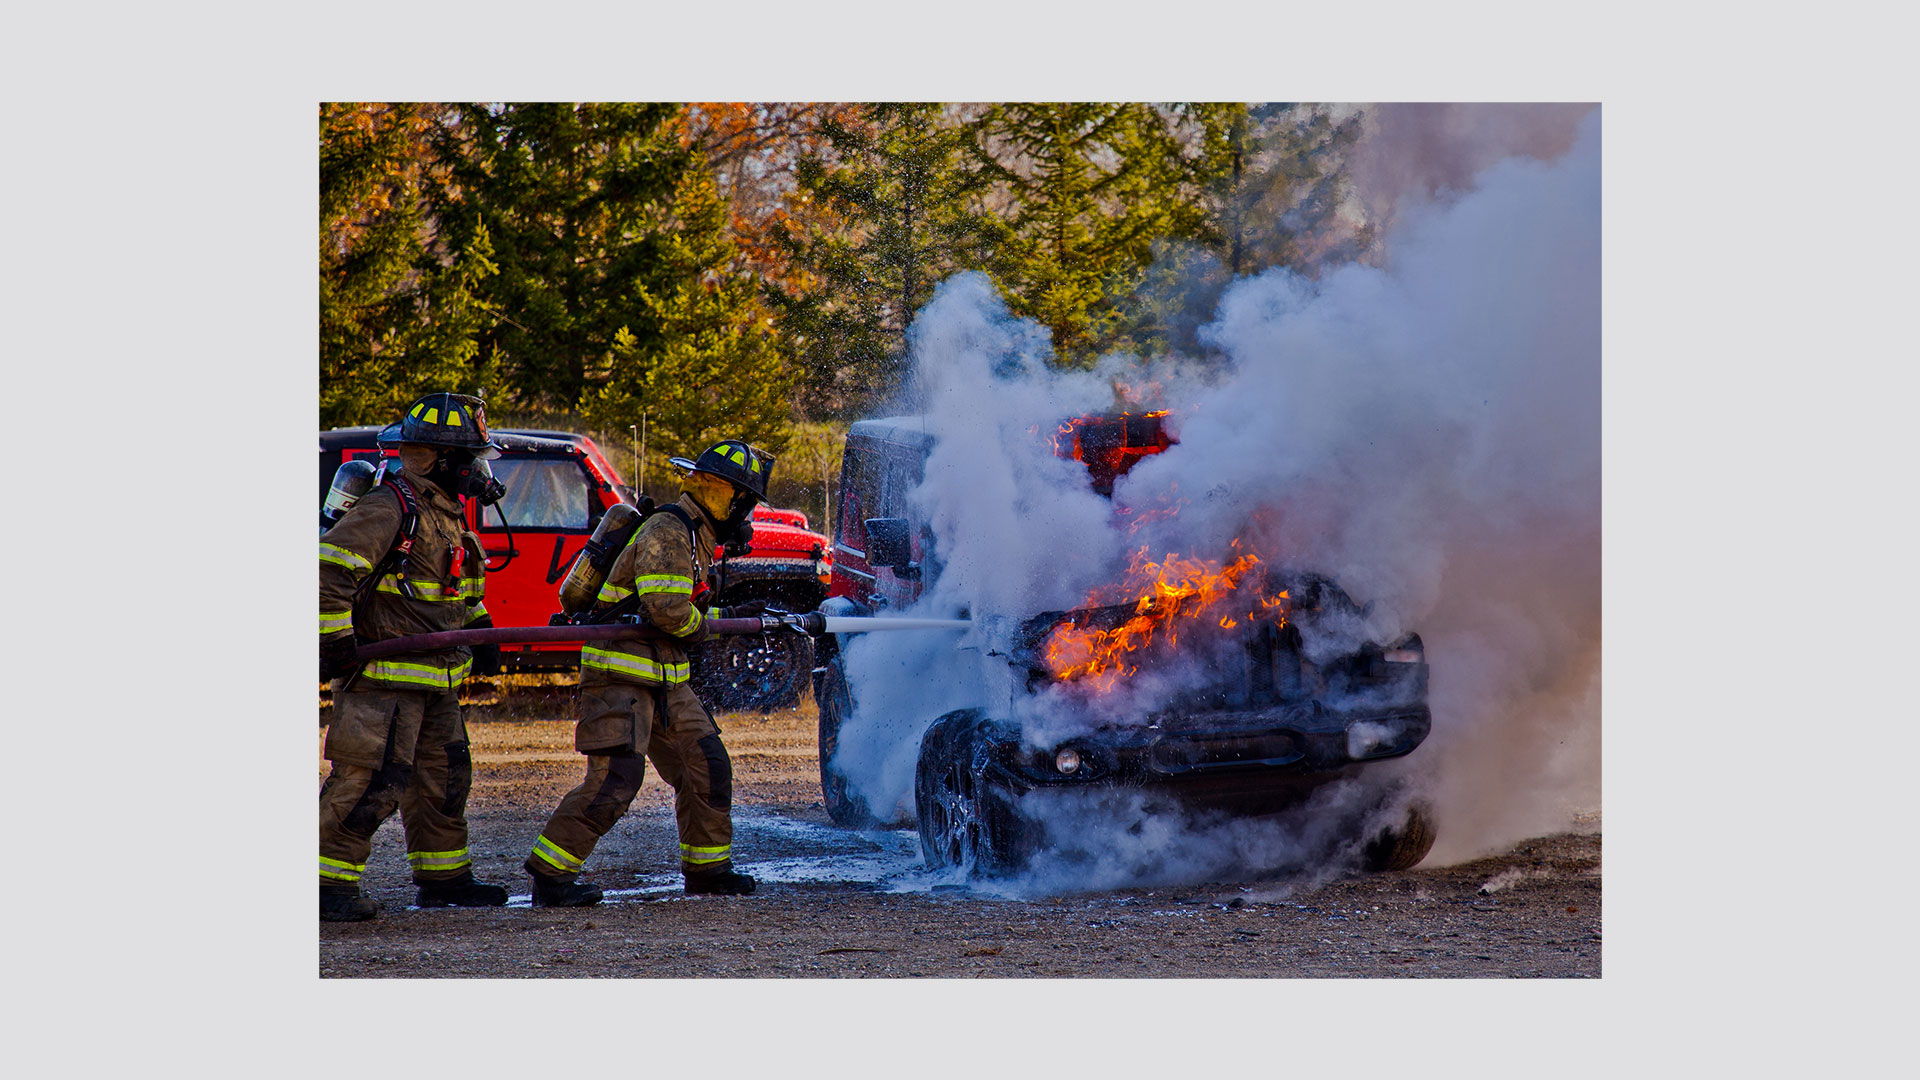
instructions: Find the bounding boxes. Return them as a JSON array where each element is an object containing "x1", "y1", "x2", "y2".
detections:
[
  {"x1": 716, "y1": 487, "x2": 758, "y2": 553},
  {"x1": 430, "y1": 448, "x2": 507, "y2": 506}
]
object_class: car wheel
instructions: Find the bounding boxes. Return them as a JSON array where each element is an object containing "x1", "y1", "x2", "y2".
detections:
[
  {"x1": 915, "y1": 710, "x2": 1030, "y2": 876},
  {"x1": 915, "y1": 712, "x2": 983, "y2": 870},
  {"x1": 1361, "y1": 800, "x2": 1437, "y2": 872},
  {"x1": 817, "y1": 660, "x2": 876, "y2": 828}
]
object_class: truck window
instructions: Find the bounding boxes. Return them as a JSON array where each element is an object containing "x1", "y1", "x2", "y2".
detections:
[
  {"x1": 482, "y1": 455, "x2": 593, "y2": 530},
  {"x1": 836, "y1": 439, "x2": 882, "y2": 556},
  {"x1": 879, "y1": 446, "x2": 925, "y2": 521}
]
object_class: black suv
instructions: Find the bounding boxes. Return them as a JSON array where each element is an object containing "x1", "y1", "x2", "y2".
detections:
[{"x1": 814, "y1": 414, "x2": 1436, "y2": 879}]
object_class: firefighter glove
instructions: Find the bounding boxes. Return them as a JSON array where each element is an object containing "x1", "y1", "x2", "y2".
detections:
[
  {"x1": 717, "y1": 599, "x2": 768, "y2": 620},
  {"x1": 320, "y1": 635, "x2": 359, "y2": 682},
  {"x1": 470, "y1": 643, "x2": 501, "y2": 677},
  {"x1": 466, "y1": 614, "x2": 501, "y2": 676}
]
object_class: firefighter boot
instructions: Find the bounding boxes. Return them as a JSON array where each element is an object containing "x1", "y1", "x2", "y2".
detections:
[
  {"x1": 529, "y1": 873, "x2": 603, "y2": 908},
  {"x1": 415, "y1": 871, "x2": 509, "y2": 908},
  {"x1": 321, "y1": 884, "x2": 377, "y2": 922},
  {"x1": 684, "y1": 860, "x2": 757, "y2": 896}
]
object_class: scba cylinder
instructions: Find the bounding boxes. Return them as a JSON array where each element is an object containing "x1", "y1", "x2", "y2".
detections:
[
  {"x1": 557, "y1": 502, "x2": 644, "y2": 613},
  {"x1": 321, "y1": 458, "x2": 381, "y2": 530}
]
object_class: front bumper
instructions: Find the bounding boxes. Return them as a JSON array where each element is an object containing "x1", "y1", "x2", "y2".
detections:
[{"x1": 982, "y1": 703, "x2": 1431, "y2": 816}]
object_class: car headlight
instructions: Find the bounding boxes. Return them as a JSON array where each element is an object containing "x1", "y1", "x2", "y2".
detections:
[{"x1": 1054, "y1": 748, "x2": 1082, "y2": 775}]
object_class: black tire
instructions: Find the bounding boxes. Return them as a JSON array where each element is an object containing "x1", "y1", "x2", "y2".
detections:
[
  {"x1": 915, "y1": 710, "x2": 1031, "y2": 877},
  {"x1": 1361, "y1": 800, "x2": 1437, "y2": 872},
  {"x1": 817, "y1": 660, "x2": 876, "y2": 827},
  {"x1": 695, "y1": 632, "x2": 812, "y2": 712}
]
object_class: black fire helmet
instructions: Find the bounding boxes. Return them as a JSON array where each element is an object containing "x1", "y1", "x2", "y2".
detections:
[
  {"x1": 378, "y1": 393, "x2": 502, "y2": 459},
  {"x1": 670, "y1": 440, "x2": 773, "y2": 501}
]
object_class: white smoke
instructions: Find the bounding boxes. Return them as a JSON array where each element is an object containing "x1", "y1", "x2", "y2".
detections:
[{"x1": 833, "y1": 108, "x2": 1601, "y2": 877}]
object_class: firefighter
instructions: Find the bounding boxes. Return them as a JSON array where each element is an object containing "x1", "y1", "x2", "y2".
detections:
[
  {"x1": 317, "y1": 392, "x2": 510, "y2": 922},
  {"x1": 525, "y1": 439, "x2": 773, "y2": 906}
]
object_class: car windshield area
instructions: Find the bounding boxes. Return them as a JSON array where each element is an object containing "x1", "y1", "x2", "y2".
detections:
[{"x1": 482, "y1": 455, "x2": 593, "y2": 530}]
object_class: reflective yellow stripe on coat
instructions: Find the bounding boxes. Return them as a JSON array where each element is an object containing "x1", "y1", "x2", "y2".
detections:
[
  {"x1": 358, "y1": 658, "x2": 472, "y2": 688},
  {"x1": 579, "y1": 647, "x2": 689, "y2": 684}
]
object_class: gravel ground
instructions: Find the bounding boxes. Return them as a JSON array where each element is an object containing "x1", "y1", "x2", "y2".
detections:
[{"x1": 318, "y1": 680, "x2": 1600, "y2": 978}]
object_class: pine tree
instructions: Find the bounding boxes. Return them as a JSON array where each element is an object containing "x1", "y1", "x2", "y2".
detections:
[
  {"x1": 770, "y1": 103, "x2": 995, "y2": 414},
  {"x1": 962, "y1": 103, "x2": 1213, "y2": 368},
  {"x1": 580, "y1": 168, "x2": 797, "y2": 489},
  {"x1": 1117, "y1": 103, "x2": 1364, "y2": 358},
  {"x1": 319, "y1": 102, "x2": 497, "y2": 427},
  {"x1": 428, "y1": 103, "x2": 693, "y2": 413}
]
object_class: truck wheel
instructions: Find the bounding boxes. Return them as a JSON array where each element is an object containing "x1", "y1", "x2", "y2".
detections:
[
  {"x1": 817, "y1": 661, "x2": 876, "y2": 828},
  {"x1": 698, "y1": 633, "x2": 812, "y2": 712},
  {"x1": 1361, "y1": 800, "x2": 1437, "y2": 872}
]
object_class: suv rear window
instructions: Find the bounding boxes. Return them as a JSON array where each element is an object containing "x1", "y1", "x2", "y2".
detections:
[{"x1": 484, "y1": 455, "x2": 593, "y2": 530}]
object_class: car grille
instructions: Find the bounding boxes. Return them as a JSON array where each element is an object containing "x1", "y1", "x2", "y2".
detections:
[{"x1": 1147, "y1": 732, "x2": 1302, "y2": 774}]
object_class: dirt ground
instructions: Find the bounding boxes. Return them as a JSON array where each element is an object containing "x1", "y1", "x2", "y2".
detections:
[{"x1": 318, "y1": 678, "x2": 1600, "y2": 978}]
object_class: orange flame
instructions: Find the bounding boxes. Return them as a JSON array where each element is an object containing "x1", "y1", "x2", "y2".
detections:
[{"x1": 1043, "y1": 542, "x2": 1289, "y2": 694}]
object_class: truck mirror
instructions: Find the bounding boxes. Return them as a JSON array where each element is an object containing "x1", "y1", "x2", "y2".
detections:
[{"x1": 864, "y1": 517, "x2": 913, "y2": 572}]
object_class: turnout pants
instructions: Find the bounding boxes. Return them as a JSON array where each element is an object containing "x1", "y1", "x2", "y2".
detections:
[
  {"x1": 319, "y1": 685, "x2": 475, "y2": 888},
  {"x1": 527, "y1": 681, "x2": 735, "y2": 880}
]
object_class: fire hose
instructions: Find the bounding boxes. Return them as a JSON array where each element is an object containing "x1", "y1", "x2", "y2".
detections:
[{"x1": 351, "y1": 613, "x2": 972, "y2": 661}]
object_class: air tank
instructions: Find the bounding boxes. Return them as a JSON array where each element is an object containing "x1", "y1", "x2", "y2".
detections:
[
  {"x1": 557, "y1": 502, "x2": 645, "y2": 613},
  {"x1": 321, "y1": 459, "x2": 380, "y2": 531}
]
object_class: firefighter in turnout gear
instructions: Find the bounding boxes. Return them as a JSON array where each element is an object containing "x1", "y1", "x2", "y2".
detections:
[
  {"x1": 317, "y1": 393, "x2": 511, "y2": 922},
  {"x1": 525, "y1": 440, "x2": 773, "y2": 907}
]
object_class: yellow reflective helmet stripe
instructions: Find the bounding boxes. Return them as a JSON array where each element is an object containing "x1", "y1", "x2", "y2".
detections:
[{"x1": 424, "y1": 407, "x2": 439, "y2": 425}]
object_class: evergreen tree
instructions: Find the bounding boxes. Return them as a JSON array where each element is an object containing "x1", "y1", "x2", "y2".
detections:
[
  {"x1": 319, "y1": 102, "x2": 497, "y2": 427},
  {"x1": 428, "y1": 103, "x2": 694, "y2": 413},
  {"x1": 771, "y1": 103, "x2": 995, "y2": 414},
  {"x1": 962, "y1": 103, "x2": 1213, "y2": 367},
  {"x1": 581, "y1": 168, "x2": 797, "y2": 489},
  {"x1": 1117, "y1": 103, "x2": 1364, "y2": 358}
]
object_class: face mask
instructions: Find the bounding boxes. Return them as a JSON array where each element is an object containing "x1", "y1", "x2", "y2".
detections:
[
  {"x1": 464, "y1": 456, "x2": 506, "y2": 505},
  {"x1": 432, "y1": 451, "x2": 506, "y2": 505},
  {"x1": 716, "y1": 491, "x2": 758, "y2": 548}
]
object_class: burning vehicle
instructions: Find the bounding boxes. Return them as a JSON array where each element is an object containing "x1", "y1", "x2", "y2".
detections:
[{"x1": 815, "y1": 413, "x2": 1437, "y2": 879}]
